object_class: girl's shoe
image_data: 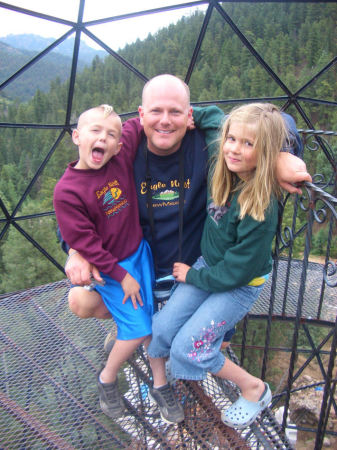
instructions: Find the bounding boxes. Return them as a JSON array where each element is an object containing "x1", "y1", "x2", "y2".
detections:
[{"x1": 221, "y1": 382, "x2": 272, "y2": 429}]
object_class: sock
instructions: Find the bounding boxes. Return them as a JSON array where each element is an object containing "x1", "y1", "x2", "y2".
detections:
[
  {"x1": 99, "y1": 374, "x2": 116, "y2": 385},
  {"x1": 153, "y1": 383, "x2": 168, "y2": 390}
]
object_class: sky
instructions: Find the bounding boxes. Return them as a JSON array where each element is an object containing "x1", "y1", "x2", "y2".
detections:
[{"x1": 0, "y1": 0, "x2": 208, "y2": 51}]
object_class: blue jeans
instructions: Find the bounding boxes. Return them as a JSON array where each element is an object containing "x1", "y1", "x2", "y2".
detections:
[{"x1": 147, "y1": 256, "x2": 265, "y2": 380}]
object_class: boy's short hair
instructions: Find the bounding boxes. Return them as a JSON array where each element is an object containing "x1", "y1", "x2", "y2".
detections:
[
  {"x1": 77, "y1": 104, "x2": 122, "y2": 133},
  {"x1": 98, "y1": 104, "x2": 115, "y2": 118}
]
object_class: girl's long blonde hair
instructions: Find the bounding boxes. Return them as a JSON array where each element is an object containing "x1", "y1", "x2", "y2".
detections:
[{"x1": 211, "y1": 103, "x2": 289, "y2": 221}]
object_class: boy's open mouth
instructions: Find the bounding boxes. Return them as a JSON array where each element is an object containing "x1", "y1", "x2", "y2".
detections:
[{"x1": 92, "y1": 147, "x2": 104, "y2": 163}]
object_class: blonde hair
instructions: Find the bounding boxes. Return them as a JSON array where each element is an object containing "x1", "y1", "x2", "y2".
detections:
[
  {"x1": 77, "y1": 104, "x2": 121, "y2": 131},
  {"x1": 99, "y1": 104, "x2": 114, "y2": 118},
  {"x1": 211, "y1": 103, "x2": 288, "y2": 221}
]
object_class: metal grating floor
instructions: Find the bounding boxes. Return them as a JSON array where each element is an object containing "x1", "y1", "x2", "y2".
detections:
[
  {"x1": 0, "y1": 280, "x2": 293, "y2": 449},
  {"x1": 252, "y1": 259, "x2": 336, "y2": 323}
]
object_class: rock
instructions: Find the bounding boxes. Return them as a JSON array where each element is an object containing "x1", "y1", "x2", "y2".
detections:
[
  {"x1": 323, "y1": 437, "x2": 331, "y2": 447},
  {"x1": 289, "y1": 376, "x2": 335, "y2": 429}
]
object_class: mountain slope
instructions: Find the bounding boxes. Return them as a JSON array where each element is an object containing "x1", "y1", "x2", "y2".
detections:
[
  {"x1": 0, "y1": 35, "x2": 104, "y2": 101},
  {"x1": 2, "y1": 34, "x2": 105, "y2": 64}
]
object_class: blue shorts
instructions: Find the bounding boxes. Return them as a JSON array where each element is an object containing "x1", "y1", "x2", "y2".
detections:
[{"x1": 95, "y1": 239, "x2": 154, "y2": 340}]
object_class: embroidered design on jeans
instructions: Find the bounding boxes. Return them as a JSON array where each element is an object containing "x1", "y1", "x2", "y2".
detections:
[{"x1": 188, "y1": 319, "x2": 227, "y2": 362}]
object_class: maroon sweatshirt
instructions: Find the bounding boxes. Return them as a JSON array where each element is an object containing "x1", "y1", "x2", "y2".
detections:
[{"x1": 53, "y1": 119, "x2": 143, "y2": 282}]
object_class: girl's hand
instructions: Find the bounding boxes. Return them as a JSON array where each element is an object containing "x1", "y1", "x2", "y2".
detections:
[
  {"x1": 173, "y1": 262, "x2": 191, "y2": 283},
  {"x1": 121, "y1": 273, "x2": 143, "y2": 310}
]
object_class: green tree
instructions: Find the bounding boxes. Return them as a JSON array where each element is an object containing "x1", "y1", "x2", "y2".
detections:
[{"x1": 0, "y1": 201, "x2": 64, "y2": 294}]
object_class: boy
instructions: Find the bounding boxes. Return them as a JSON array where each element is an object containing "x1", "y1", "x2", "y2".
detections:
[{"x1": 53, "y1": 105, "x2": 155, "y2": 419}]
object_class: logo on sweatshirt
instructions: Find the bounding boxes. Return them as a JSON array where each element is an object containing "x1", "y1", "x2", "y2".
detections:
[
  {"x1": 208, "y1": 201, "x2": 230, "y2": 225},
  {"x1": 96, "y1": 180, "x2": 129, "y2": 217},
  {"x1": 140, "y1": 178, "x2": 191, "y2": 207}
]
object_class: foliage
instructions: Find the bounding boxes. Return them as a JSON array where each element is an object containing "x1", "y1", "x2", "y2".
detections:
[{"x1": 0, "y1": 202, "x2": 65, "y2": 294}]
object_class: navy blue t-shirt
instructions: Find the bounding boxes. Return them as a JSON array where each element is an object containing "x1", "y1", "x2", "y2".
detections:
[{"x1": 133, "y1": 129, "x2": 208, "y2": 278}]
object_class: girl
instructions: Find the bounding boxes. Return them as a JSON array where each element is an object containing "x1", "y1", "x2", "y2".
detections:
[{"x1": 147, "y1": 103, "x2": 288, "y2": 428}]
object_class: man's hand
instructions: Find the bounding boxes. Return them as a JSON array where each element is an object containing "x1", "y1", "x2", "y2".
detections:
[
  {"x1": 276, "y1": 152, "x2": 312, "y2": 194},
  {"x1": 173, "y1": 262, "x2": 191, "y2": 283},
  {"x1": 121, "y1": 273, "x2": 143, "y2": 310},
  {"x1": 65, "y1": 250, "x2": 102, "y2": 285}
]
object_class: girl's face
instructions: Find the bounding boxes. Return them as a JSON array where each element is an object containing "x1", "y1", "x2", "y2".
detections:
[{"x1": 223, "y1": 121, "x2": 258, "y2": 180}]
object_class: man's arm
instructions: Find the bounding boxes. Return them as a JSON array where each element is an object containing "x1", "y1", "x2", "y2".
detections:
[
  {"x1": 192, "y1": 105, "x2": 224, "y2": 158},
  {"x1": 276, "y1": 152, "x2": 312, "y2": 194},
  {"x1": 281, "y1": 113, "x2": 303, "y2": 157},
  {"x1": 57, "y1": 223, "x2": 102, "y2": 285},
  {"x1": 192, "y1": 105, "x2": 225, "y2": 131},
  {"x1": 277, "y1": 112, "x2": 311, "y2": 194}
]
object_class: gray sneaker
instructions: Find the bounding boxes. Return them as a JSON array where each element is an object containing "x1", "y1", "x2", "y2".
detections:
[
  {"x1": 97, "y1": 368, "x2": 125, "y2": 418},
  {"x1": 103, "y1": 330, "x2": 116, "y2": 356},
  {"x1": 149, "y1": 384, "x2": 184, "y2": 424}
]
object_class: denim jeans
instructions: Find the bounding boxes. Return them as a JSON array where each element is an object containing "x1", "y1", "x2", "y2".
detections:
[{"x1": 147, "y1": 256, "x2": 265, "y2": 380}]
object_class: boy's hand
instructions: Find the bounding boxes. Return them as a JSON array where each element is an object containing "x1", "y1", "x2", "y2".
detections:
[
  {"x1": 276, "y1": 152, "x2": 312, "y2": 194},
  {"x1": 121, "y1": 273, "x2": 143, "y2": 310},
  {"x1": 187, "y1": 115, "x2": 196, "y2": 130},
  {"x1": 65, "y1": 250, "x2": 103, "y2": 285},
  {"x1": 173, "y1": 262, "x2": 191, "y2": 283}
]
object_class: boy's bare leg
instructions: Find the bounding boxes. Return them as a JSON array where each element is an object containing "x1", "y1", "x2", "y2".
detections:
[
  {"x1": 68, "y1": 286, "x2": 111, "y2": 319},
  {"x1": 100, "y1": 335, "x2": 150, "y2": 383}
]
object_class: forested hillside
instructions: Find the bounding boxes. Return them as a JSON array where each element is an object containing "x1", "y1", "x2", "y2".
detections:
[
  {"x1": 1, "y1": 34, "x2": 105, "y2": 64},
  {"x1": 0, "y1": 34, "x2": 103, "y2": 101},
  {"x1": 0, "y1": 2, "x2": 336, "y2": 293}
]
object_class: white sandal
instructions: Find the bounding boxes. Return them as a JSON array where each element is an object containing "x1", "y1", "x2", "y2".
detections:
[{"x1": 221, "y1": 382, "x2": 272, "y2": 429}]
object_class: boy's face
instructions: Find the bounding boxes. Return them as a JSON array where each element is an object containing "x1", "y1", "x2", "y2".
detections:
[{"x1": 72, "y1": 110, "x2": 122, "y2": 170}]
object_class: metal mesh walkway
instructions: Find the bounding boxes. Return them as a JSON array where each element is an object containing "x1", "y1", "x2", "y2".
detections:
[
  {"x1": 0, "y1": 280, "x2": 292, "y2": 449},
  {"x1": 253, "y1": 259, "x2": 336, "y2": 323}
]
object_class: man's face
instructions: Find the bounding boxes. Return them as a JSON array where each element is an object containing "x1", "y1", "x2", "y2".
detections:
[
  {"x1": 72, "y1": 110, "x2": 122, "y2": 170},
  {"x1": 139, "y1": 79, "x2": 193, "y2": 156}
]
